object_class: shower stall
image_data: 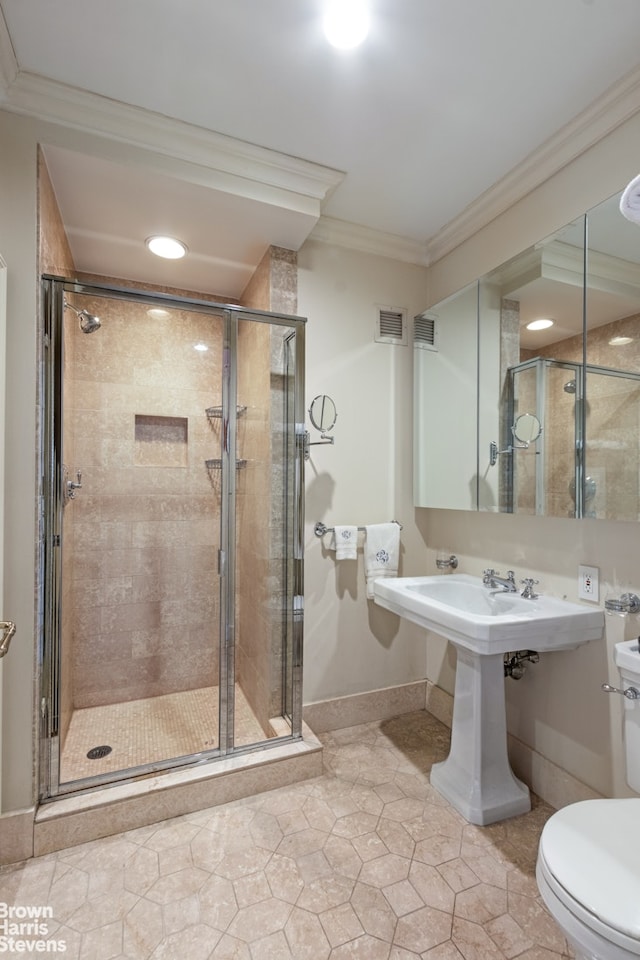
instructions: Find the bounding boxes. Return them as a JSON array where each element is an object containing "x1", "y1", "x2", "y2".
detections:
[
  {"x1": 506, "y1": 356, "x2": 640, "y2": 519},
  {"x1": 38, "y1": 277, "x2": 306, "y2": 800}
]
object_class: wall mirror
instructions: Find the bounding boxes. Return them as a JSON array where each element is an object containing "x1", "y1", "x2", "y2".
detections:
[{"x1": 414, "y1": 186, "x2": 640, "y2": 521}]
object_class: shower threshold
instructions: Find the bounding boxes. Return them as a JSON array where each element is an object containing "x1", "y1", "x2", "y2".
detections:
[{"x1": 36, "y1": 714, "x2": 322, "y2": 856}]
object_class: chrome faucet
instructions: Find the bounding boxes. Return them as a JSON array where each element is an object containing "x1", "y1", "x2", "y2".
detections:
[{"x1": 482, "y1": 569, "x2": 517, "y2": 593}]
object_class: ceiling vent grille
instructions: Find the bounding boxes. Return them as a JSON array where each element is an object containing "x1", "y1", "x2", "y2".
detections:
[
  {"x1": 376, "y1": 306, "x2": 407, "y2": 345},
  {"x1": 414, "y1": 314, "x2": 438, "y2": 351}
]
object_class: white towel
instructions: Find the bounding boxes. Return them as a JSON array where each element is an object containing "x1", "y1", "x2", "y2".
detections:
[
  {"x1": 330, "y1": 525, "x2": 358, "y2": 560},
  {"x1": 364, "y1": 523, "x2": 400, "y2": 598},
  {"x1": 620, "y1": 173, "x2": 640, "y2": 224}
]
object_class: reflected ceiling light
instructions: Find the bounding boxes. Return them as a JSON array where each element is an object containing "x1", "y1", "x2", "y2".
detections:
[
  {"x1": 526, "y1": 318, "x2": 554, "y2": 331},
  {"x1": 323, "y1": 0, "x2": 369, "y2": 49},
  {"x1": 147, "y1": 307, "x2": 171, "y2": 319},
  {"x1": 145, "y1": 235, "x2": 188, "y2": 259},
  {"x1": 194, "y1": 343, "x2": 208, "y2": 352},
  {"x1": 609, "y1": 335, "x2": 633, "y2": 346}
]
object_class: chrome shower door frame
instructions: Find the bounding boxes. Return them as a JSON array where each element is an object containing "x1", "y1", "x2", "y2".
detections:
[
  {"x1": 38, "y1": 277, "x2": 306, "y2": 801},
  {"x1": 507, "y1": 357, "x2": 583, "y2": 517}
]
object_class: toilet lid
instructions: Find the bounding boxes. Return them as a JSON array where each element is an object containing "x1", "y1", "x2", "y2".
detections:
[{"x1": 539, "y1": 798, "x2": 640, "y2": 940}]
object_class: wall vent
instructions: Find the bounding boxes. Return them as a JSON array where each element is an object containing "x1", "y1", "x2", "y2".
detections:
[
  {"x1": 375, "y1": 306, "x2": 407, "y2": 345},
  {"x1": 414, "y1": 314, "x2": 438, "y2": 351}
]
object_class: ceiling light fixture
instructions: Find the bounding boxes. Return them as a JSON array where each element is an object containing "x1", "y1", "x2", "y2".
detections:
[
  {"x1": 323, "y1": 0, "x2": 369, "y2": 49},
  {"x1": 526, "y1": 318, "x2": 554, "y2": 331},
  {"x1": 609, "y1": 335, "x2": 633, "y2": 346},
  {"x1": 145, "y1": 236, "x2": 188, "y2": 260},
  {"x1": 193, "y1": 343, "x2": 208, "y2": 352}
]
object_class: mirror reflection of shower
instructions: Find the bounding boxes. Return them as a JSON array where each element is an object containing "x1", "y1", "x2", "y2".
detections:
[{"x1": 64, "y1": 299, "x2": 101, "y2": 334}]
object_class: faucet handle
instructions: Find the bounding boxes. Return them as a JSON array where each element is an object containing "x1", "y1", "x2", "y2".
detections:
[
  {"x1": 520, "y1": 577, "x2": 539, "y2": 599},
  {"x1": 482, "y1": 568, "x2": 498, "y2": 584}
]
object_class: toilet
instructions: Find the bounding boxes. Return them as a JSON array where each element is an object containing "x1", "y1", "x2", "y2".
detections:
[{"x1": 536, "y1": 640, "x2": 640, "y2": 959}]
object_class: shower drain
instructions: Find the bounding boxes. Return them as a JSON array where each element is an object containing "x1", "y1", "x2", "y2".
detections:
[{"x1": 86, "y1": 745, "x2": 112, "y2": 760}]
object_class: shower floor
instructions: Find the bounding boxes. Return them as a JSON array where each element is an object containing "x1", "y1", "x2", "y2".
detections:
[{"x1": 60, "y1": 684, "x2": 269, "y2": 783}]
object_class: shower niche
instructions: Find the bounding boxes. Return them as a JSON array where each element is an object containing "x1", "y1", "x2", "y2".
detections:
[{"x1": 39, "y1": 277, "x2": 305, "y2": 799}]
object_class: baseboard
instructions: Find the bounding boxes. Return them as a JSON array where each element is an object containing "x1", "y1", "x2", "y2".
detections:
[
  {"x1": 303, "y1": 680, "x2": 427, "y2": 733},
  {"x1": 0, "y1": 807, "x2": 35, "y2": 865},
  {"x1": 508, "y1": 736, "x2": 603, "y2": 808}
]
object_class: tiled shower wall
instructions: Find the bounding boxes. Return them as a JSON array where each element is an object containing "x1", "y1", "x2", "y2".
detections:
[{"x1": 67, "y1": 299, "x2": 222, "y2": 709}]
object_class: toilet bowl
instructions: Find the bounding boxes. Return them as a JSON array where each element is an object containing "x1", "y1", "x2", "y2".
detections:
[
  {"x1": 537, "y1": 798, "x2": 640, "y2": 959},
  {"x1": 536, "y1": 640, "x2": 640, "y2": 960}
]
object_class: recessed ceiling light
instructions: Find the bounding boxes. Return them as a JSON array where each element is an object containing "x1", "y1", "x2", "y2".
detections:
[
  {"x1": 194, "y1": 343, "x2": 208, "y2": 352},
  {"x1": 526, "y1": 318, "x2": 554, "y2": 331},
  {"x1": 323, "y1": 0, "x2": 369, "y2": 49},
  {"x1": 145, "y1": 236, "x2": 188, "y2": 260},
  {"x1": 147, "y1": 307, "x2": 171, "y2": 319},
  {"x1": 609, "y1": 335, "x2": 633, "y2": 346}
]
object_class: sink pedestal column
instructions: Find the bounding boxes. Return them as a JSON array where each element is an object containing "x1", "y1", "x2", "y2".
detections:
[{"x1": 430, "y1": 648, "x2": 530, "y2": 825}]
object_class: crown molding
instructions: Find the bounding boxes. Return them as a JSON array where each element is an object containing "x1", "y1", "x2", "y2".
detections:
[
  {"x1": 311, "y1": 216, "x2": 428, "y2": 266},
  {"x1": 427, "y1": 62, "x2": 640, "y2": 266},
  {"x1": 0, "y1": 69, "x2": 344, "y2": 215},
  {"x1": 0, "y1": 8, "x2": 17, "y2": 100}
]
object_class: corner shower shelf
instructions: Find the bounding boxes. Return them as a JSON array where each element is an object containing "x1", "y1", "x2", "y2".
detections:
[
  {"x1": 205, "y1": 458, "x2": 248, "y2": 471},
  {"x1": 206, "y1": 405, "x2": 247, "y2": 420}
]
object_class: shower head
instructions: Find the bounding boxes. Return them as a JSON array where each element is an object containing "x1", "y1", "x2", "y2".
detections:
[
  {"x1": 64, "y1": 299, "x2": 101, "y2": 334},
  {"x1": 563, "y1": 379, "x2": 576, "y2": 394}
]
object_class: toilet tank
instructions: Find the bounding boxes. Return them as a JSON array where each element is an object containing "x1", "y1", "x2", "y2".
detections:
[{"x1": 614, "y1": 640, "x2": 640, "y2": 793}]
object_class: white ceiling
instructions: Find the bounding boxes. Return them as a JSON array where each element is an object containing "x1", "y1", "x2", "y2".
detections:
[{"x1": 2, "y1": 0, "x2": 640, "y2": 299}]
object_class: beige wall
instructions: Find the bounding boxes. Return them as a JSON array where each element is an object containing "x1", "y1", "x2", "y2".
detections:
[
  {"x1": 1, "y1": 111, "x2": 39, "y2": 811},
  {"x1": 299, "y1": 239, "x2": 430, "y2": 704}
]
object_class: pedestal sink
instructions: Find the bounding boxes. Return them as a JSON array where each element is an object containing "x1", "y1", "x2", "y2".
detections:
[{"x1": 373, "y1": 574, "x2": 604, "y2": 825}]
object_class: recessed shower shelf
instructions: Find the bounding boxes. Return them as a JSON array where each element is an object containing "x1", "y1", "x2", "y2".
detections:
[
  {"x1": 206, "y1": 405, "x2": 247, "y2": 420},
  {"x1": 205, "y1": 458, "x2": 248, "y2": 471}
]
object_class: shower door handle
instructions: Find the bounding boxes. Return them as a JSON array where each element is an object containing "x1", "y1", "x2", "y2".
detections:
[{"x1": 0, "y1": 621, "x2": 16, "y2": 658}]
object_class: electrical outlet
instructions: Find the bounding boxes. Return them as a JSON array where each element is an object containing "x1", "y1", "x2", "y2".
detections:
[{"x1": 578, "y1": 564, "x2": 599, "y2": 602}]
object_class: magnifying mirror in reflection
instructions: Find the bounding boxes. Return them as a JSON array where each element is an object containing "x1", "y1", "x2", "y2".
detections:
[
  {"x1": 490, "y1": 412, "x2": 542, "y2": 466},
  {"x1": 309, "y1": 395, "x2": 337, "y2": 438}
]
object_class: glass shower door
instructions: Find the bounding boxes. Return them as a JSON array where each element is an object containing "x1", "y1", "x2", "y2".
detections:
[
  {"x1": 41, "y1": 280, "x2": 227, "y2": 796},
  {"x1": 230, "y1": 316, "x2": 304, "y2": 749},
  {"x1": 508, "y1": 358, "x2": 581, "y2": 517}
]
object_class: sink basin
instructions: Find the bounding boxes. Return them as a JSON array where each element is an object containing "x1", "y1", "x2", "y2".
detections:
[
  {"x1": 374, "y1": 573, "x2": 604, "y2": 655},
  {"x1": 373, "y1": 573, "x2": 604, "y2": 825}
]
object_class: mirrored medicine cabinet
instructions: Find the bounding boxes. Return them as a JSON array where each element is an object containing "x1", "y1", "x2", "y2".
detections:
[{"x1": 414, "y1": 187, "x2": 640, "y2": 521}]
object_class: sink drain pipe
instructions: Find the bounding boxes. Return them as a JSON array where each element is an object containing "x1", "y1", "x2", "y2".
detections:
[{"x1": 504, "y1": 650, "x2": 539, "y2": 679}]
